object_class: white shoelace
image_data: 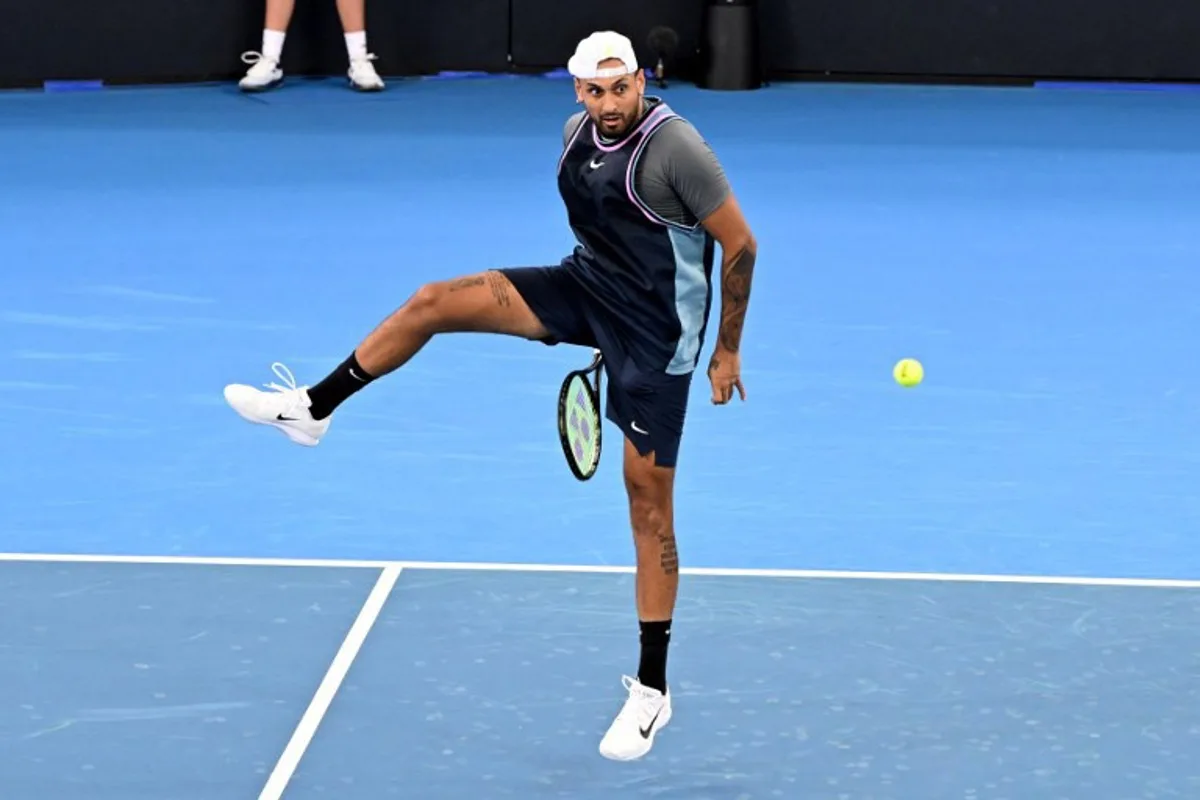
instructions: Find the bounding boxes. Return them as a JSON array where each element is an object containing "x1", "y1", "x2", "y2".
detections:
[
  {"x1": 263, "y1": 362, "x2": 298, "y2": 392},
  {"x1": 260, "y1": 362, "x2": 310, "y2": 417},
  {"x1": 241, "y1": 51, "x2": 272, "y2": 66},
  {"x1": 617, "y1": 675, "x2": 663, "y2": 724},
  {"x1": 240, "y1": 51, "x2": 279, "y2": 77}
]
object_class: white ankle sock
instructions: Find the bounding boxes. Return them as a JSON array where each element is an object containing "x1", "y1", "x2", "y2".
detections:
[
  {"x1": 345, "y1": 31, "x2": 368, "y2": 61},
  {"x1": 262, "y1": 29, "x2": 286, "y2": 62}
]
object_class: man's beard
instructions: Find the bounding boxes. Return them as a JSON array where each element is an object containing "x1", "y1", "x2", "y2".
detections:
[{"x1": 593, "y1": 101, "x2": 643, "y2": 139}]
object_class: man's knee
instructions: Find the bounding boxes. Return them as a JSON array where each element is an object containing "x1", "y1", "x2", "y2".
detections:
[
  {"x1": 629, "y1": 493, "x2": 669, "y2": 537},
  {"x1": 400, "y1": 281, "x2": 448, "y2": 332},
  {"x1": 401, "y1": 275, "x2": 491, "y2": 335},
  {"x1": 401, "y1": 272, "x2": 547, "y2": 339},
  {"x1": 624, "y1": 455, "x2": 673, "y2": 536}
]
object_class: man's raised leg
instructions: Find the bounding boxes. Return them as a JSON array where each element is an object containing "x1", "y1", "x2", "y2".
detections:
[
  {"x1": 598, "y1": 437, "x2": 679, "y2": 761},
  {"x1": 223, "y1": 270, "x2": 548, "y2": 445}
]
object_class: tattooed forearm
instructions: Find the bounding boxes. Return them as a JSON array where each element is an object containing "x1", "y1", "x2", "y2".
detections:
[{"x1": 718, "y1": 244, "x2": 756, "y2": 352}]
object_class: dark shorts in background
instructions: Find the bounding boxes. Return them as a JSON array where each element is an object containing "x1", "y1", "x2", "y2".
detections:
[{"x1": 498, "y1": 265, "x2": 693, "y2": 469}]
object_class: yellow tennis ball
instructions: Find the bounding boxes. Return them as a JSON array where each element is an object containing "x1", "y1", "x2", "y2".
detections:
[{"x1": 893, "y1": 358, "x2": 923, "y2": 387}]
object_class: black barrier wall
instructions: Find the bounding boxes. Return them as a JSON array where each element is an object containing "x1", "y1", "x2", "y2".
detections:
[
  {"x1": 761, "y1": 0, "x2": 1200, "y2": 82},
  {"x1": 2, "y1": 0, "x2": 1199, "y2": 88},
  {"x1": 0, "y1": 0, "x2": 509, "y2": 88},
  {"x1": 508, "y1": 0, "x2": 704, "y2": 79}
]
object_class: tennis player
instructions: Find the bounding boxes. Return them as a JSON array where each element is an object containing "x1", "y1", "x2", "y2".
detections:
[{"x1": 223, "y1": 30, "x2": 756, "y2": 762}]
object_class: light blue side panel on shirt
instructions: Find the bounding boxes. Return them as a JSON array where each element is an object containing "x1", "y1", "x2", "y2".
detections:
[{"x1": 667, "y1": 226, "x2": 711, "y2": 375}]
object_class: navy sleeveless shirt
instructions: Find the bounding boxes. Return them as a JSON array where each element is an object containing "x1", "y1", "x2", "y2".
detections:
[{"x1": 557, "y1": 99, "x2": 717, "y2": 376}]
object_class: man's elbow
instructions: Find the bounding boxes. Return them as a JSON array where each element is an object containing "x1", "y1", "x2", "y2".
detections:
[{"x1": 723, "y1": 230, "x2": 756, "y2": 259}]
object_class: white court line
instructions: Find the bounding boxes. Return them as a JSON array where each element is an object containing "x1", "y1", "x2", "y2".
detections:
[
  {"x1": 257, "y1": 564, "x2": 402, "y2": 800},
  {"x1": 0, "y1": 552, "x2": 390, "y2": 570},
  {"x1": 1, "y1": 550, "x2": 1199, "y2": 589}
]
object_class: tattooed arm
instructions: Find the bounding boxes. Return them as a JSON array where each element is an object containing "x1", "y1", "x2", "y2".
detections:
[
  {"x1": 701, "y1": 194, "x2": 756, "y2": 403},
  {"x1": 635, "y1": 118, "x2": 755, "y2": 403},
  {"x1": 630, "y1": 117, "x2": 754, "y2": 401}
]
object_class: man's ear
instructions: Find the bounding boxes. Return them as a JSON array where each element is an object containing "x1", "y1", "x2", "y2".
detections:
[{"x1": 573, "y1": 79, "x2": 584, "y2": 104}]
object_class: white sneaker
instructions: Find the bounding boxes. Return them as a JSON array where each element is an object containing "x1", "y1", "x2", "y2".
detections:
[
  {"x1": 239, "y1": 51, "x2": 283, "y2": 92},
  {"x1": 348, "y1": 55, "x2": 385, "y2": 91},
  {"x1": 598, "y1": 676, "x2": 672, "y2": 761},
  {"x1": 223, "y1": 362, "x2": 331, "y2": 446}
]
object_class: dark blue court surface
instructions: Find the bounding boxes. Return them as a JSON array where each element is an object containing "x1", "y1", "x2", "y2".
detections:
[{"x1": 3, "y1": 73, "x2": 1200, "y2": 797}]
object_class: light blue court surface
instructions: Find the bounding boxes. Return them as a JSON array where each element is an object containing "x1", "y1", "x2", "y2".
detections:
[
  {"x1": 2, "y1": 74, "x2": 1200, "y2": 797},
  {"x1": 4, "y1": 558, "x2": 1200, "y2": 799}
]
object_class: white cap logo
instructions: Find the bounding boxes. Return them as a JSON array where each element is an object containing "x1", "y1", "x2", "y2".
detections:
[{"x1": 567, "y1": 31, "x2": 639, "y2": 80}]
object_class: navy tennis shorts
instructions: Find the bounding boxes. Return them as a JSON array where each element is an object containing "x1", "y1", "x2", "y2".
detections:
[{"x1": 499, "y1": 265, "x2": 693, "y2": 469}]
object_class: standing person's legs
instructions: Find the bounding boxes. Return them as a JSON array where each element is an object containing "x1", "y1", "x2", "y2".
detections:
[
  {"x1": 239, "y1": 0, "x2": 384, "y2": 92},
  {"x1": 335, "y1": 0, "x2": 384, "y2": 91},
  {"x1": 263, "y1": 0, "x2": 295, "y2": 36},
  {"x1": 239, "y1": 0, "x2": 294, "y2": 91},
  {"x1": 596, "y1": 357, "x2": 694, "y2": 761},
  {"x1": 223, "y1": 266, "x2": 592, "y2": 444}
]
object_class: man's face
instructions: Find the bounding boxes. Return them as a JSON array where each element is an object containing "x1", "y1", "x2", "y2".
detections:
[{"x1": 575, "y1": 59, "x2": 645, "y2": 139}]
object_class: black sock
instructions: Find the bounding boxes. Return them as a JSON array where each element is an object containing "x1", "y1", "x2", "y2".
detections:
[
  {"x1": 307, "y1": 351, "x2": 375, "y2": 420},
  {"x1": 637, "y1": 619, "x2": 672, "y2": 693}
]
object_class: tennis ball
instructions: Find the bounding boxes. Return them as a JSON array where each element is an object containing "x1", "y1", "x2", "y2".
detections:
[{"x1": 893, "y1": 358, "x2": 923, "y2": 387}]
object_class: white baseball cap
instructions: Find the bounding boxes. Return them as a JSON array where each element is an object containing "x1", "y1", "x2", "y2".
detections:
[{"x1": 567, "y1": 31, "x2": 639, "y2": 80}]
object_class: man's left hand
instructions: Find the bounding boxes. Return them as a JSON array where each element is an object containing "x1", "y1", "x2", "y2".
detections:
[{"x1": 706, "y1": 347, "x2": 745, "y2": 405}]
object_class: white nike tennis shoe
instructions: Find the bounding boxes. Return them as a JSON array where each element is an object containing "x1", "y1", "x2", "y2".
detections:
[
  {"x1": 223, "y1": 362, "x2": 330, "y2": 446},
  {"x1": 238, "y1": 52, "x2": 283, "y2": 92},
  {"x1": 598, "y1": 675, "x2": 672, "y2": 761}
]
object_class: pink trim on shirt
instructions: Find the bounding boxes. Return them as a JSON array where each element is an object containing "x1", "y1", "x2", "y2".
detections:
[
  {"x1": 625, "y1": 112, "x2": 680, "y2": 227},
  {"x1": 591, "y1": 105, "x2": 670, "y2": 153}
]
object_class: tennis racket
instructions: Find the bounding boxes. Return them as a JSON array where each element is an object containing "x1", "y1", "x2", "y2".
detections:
[{"x1": 557, "y1": 349, "x2": 604, "y2": 481}]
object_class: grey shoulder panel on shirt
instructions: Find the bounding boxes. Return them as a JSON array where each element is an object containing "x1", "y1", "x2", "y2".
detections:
[
  {"x1": 560, "y1": 110, "x2": 731, "y2": 229},
  {"x1": 635, "y1": 117, "x2": 732, "y2": 228},
  {"x1": 563, "y1": 111, "x2": 588, "y2": 147}
]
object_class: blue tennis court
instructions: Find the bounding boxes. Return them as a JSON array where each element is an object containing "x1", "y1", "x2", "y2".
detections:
[{"x1": 3, "y1": 75, "x2": 1200, "y2": 798}]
